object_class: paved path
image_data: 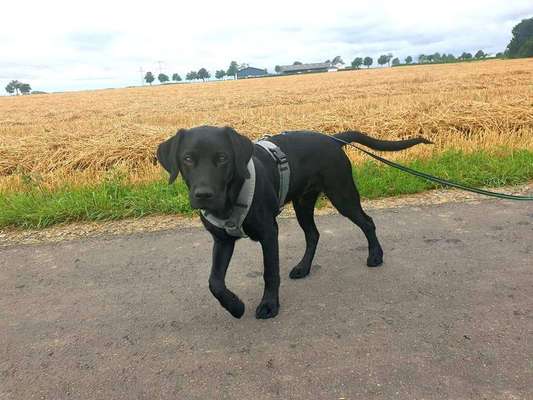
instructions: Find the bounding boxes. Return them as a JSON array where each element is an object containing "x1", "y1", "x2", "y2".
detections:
[{"x1": 1, "y1": 200, "x2": 532, "y2": 399}]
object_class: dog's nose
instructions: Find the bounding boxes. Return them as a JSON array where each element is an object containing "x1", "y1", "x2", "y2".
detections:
[{"x1": 194, "y1": 188, "x2": 214, "y2": 199}]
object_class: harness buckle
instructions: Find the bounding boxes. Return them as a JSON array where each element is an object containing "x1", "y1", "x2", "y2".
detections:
[{"x1": 269, "y1": 148, "x2": 287, "y2": 164}]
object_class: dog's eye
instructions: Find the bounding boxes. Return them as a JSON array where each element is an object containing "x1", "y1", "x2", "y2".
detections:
[
  {"x1": 217, "y1": 154, "x2": 228, "y2": 163},
  {"x1": 183, "y1": 155, "x2": 193, "y2": 164}
]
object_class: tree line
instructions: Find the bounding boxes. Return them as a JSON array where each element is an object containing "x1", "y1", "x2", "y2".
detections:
[
  {"x1": 348, "y1": 49, "x2": 494, "y2": 69},
  {"x1": 143, "y1": 61, "x2": 241, "y2": 85},
  {"x1": 142, "y1": 44, "x2": 516, "y2": 87}
]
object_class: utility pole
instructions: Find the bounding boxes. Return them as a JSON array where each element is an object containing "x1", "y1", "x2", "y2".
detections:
[{"x1": 157, "y1": 60, "x2": 164, "y2": 74}]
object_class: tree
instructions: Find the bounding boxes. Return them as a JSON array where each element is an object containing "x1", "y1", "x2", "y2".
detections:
[
  {"x1": 386, "y1": 53, "x2": 393, "y2": 66},
  {"x1": 363, "y1": 56, "x2": 373, "y2": 68},
  {"x1": 292, "y1": 61, "x2": 303, "y2": 65},
  {"x1": 517, "y1": 38, "x2": 533, "y2": 57},
  {"x1": 6, "y1": 80, "x2": 20, "y2": 95},
  {"x1": 418, "y1": 54, "x2": 427, "y2": 63},
  {"x1": 324, "y1": 59, "x2": 331, "y2": 64},
  {"x1": 505, "y1": 17, "x2": 533, "y2": 58},
  {"x1": 351, "y1": 57, "x2": 363, "y2": 69},
  {"x1": 392, "y1": 57, "x2": 400, "y2": 66},
  {"x1": 226, "y1": 61, "x2": 239, "y2": 79},
  {"x1": 445, "y1": 53, "x2": 456, "y2": 62},
  {"x1": 5, "y1": 82, "x2": 15, "y2": 95},
  {"x1": 4, "y1": 80, "x2": 32, "y2": 95},
  {"x1": 186, "y1": 71, "x2": 198, "y2": 80},
  {"x1": 464, "y1": 52, "x2": 473, "y2": 60},
  {"x1": 475, "y1": 50, "x2": 485, "y2": 59},
  {"x1": 158, "y1": 73, "x2": 169, "y2": 83},
  {"x1": 377, "y1": 54, "x2": 388, "y2": 67},
  {"x1": 197, "y1": 68, "x2": 210, "y2": 82},
  {"x1": 496, "y1": 52, "x2": 504, "y2": 58},
  {"x1": 19, "y1": 83, "x2": 31, "y2": 94},
  {"x1": 215, "y1": 70, "x2": 226, "y2": 79},
  {"x1": 332, "y1": 56, "x2": 344, "y2": 65},
  {"x1": 274, "y1": 65, "x2": 282, "y2": 73},
  {"x1": 405, "y1": 55, "x2": 413, "y2": 64},
  {"x1": 144, "y1": 71, "x2": 155, "y2": 85},
  {"x1": 172, "y1": 73, "x2": 182, "y2": 82},
  {"x1": 432, "y1": 52, "x2": 441, "y2": 62}
]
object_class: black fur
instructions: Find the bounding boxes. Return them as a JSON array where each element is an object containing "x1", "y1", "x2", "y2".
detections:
[{"x1": 157, "y1": 126, "x2": 431, "y2": 319}]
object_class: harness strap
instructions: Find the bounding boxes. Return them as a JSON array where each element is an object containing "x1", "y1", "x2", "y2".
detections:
[
  {"x1": 201, "y1": 159, "x2": 256, "y2": 237},
  {"x1": 255, "y1": 140, "x2": 291, "y2": 211}
]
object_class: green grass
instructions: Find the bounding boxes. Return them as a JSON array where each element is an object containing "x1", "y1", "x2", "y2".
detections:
[
  {"x1": 353, "y1": 149, "x2": 533, "y2": 199},
  {"x1": 0, "y1": 177, "x2": 194, "y2": 229},
  {"x1": 1, "y1": 149, "x2": 532, "y2": 229}
]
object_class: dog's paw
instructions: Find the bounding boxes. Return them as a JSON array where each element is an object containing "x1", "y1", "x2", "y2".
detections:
[
  {"x1": 228, "y1": 299, "x2": 245, "y2": 319},
  {"x1": 255, "y1": 299, "x2": 279, "y2": 319},
  {"x1": 367, "y1": 246, "x2": 383, "y2": 267},
  {"x1": 289, "y1": 264, "x2": 311, "y2": 279}
]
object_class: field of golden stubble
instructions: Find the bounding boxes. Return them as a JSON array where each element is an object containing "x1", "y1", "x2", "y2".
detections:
[{"x1": 0, "y1": 58, "x2": 532, "y2": 192}]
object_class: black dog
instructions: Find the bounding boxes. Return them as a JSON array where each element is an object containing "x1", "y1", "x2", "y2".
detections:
[{"x1": 157, "y1": 126, "x2": 431, "y2": 319}]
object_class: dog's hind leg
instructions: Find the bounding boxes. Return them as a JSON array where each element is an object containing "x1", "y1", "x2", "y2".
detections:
[
  {"x1": 289, "y1": 191, "x2": 321, "y2": 279},
  {"x1": 324, "y1": 168, "x2": 383, "y2": 267}
]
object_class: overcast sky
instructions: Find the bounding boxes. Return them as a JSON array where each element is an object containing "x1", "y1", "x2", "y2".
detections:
[{"x1": 1, "y1": 0, "x2": 531, "y2": 93}]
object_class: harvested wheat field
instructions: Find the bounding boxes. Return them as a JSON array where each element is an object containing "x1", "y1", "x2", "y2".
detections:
[{"x1": 1, "y1": 59, "x2": 532, "y2": 193}]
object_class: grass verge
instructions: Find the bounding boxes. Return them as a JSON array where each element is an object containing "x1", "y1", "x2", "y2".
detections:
[{"x1": 1, "y1": 149, "x2": 532, "y2": 230}]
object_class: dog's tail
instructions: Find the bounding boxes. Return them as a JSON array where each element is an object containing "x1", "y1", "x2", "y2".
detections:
[{"x1": 333, "y1": 131, "x2": 432, "y2": 151}]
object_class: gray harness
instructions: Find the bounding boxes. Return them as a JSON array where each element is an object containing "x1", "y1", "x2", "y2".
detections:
[
  {"x1": 255, "y1": 139, "x2": 290, "y2": 211},
  {"x1": 201, "y1": 139, "x2": 290, "y2": 238}
]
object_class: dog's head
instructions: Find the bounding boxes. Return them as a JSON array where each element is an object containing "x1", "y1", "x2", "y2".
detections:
[{"x1": 156, "y1": 126, "x2": 253, "y2": 213}]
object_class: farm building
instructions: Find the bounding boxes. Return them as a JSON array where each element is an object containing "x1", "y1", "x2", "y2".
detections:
[
  {"x1": 278, "y1": 62, "x2": 341, "y2": 75},
  {"x1": 236, "y1": 67, "x2": 268, "y2": 79}
]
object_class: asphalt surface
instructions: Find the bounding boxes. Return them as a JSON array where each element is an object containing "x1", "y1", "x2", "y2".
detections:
[{"x1": 1, "y1": 200, "x2": 532, "y2": 399}]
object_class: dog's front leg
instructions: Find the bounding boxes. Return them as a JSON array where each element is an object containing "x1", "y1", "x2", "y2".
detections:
[
  {"x1": 209, "y1": 237, "x2": 245, "y2": 318},
  {"x1": 256, "y1": 221, "x2": 281, "y2": 319}
]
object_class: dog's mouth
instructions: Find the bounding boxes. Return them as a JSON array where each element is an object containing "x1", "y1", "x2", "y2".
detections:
[{"x1": 189, "y1": 196, "x2": 226, "y2": 213}]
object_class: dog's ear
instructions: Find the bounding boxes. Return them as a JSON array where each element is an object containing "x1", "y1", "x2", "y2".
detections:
[
  {"x1": 156, "y1": 129, "x2": 185, "y2": 184},
  {"x1": 225, "y1": 127, "x2": 253, "y2": 180}
]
